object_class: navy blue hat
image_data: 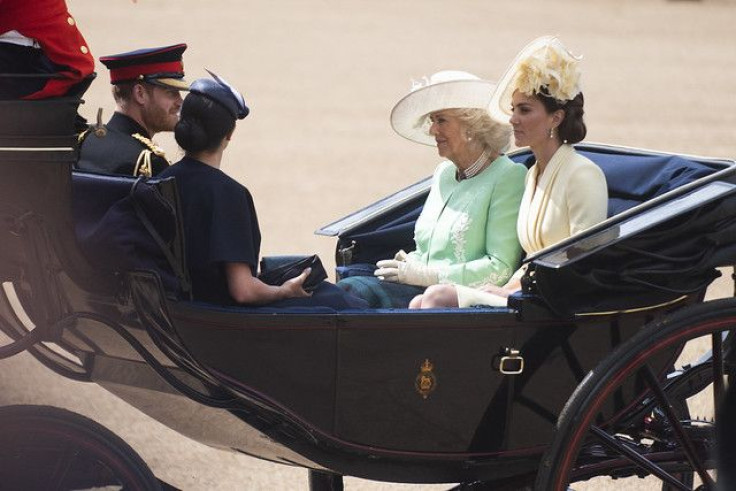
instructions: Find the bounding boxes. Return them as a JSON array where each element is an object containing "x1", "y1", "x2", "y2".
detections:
[
  {"x1": 189, "y1": 70, "x2": 249, "y2": 119},
  {"x1": 101, "y1": 43, "x2": 189, "y2": 90}
]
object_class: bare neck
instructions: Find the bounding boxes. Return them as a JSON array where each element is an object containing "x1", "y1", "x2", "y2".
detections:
[{"x1": 531, "y1": 139, "x2": 562, "y2": 176}]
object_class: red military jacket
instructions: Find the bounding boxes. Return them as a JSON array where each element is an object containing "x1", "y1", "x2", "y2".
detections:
[{"x1": 0, "y1": 0, "x2": 94, "y2": 99}]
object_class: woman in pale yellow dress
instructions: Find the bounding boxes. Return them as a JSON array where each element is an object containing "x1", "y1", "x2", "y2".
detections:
[{"x1": 410, "y1": 36, "x2": 608, "y2": 309}]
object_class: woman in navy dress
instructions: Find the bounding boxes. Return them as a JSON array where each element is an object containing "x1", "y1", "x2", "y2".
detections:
[{"x1": 160, "y1": 72, "x2": 365, "y2": 309}]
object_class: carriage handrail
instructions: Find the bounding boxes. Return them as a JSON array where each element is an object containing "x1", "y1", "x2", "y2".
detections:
[{"x1": 315, "y1": 176, "x2": 431, "y2": 237}]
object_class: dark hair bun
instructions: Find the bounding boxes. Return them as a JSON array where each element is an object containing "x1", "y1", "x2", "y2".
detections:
[
  {"x1": 174, "y1": 93, "x2": 236, "y2": 153},
  {"x1": 536, "y1": 89, "x2": 587, "y2": 144},
  {"x1": 175, "y1": 117, "x2": 209, "y2": 153},
  {"x1": 558, "y1": 93, "x2": 586, "y2": 144}
]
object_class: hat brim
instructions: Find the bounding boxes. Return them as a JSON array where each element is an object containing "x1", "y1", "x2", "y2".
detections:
[
  {"x1": 390, "y1": 79, "x2": 497, "y2": 146},
  {"x1": 149, "y1": 77, "x2": 190, "y2": 91},
  {"x1": 488, "y1": 35, "x2": 557, "y2": 123}
]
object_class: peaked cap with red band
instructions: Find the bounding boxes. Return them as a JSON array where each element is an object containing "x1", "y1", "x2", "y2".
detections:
[{"x1": 100, "y1": 43, "x2": 189, "y2": 90}]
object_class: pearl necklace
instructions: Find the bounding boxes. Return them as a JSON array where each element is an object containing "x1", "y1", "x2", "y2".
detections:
[{"x1": 459, "y1": 148, "x2": 492, "y2": 180}]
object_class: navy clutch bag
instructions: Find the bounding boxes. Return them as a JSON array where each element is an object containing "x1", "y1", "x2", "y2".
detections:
[{"x1": 259, "y1": 254, "x2": 328, "y2": 292}]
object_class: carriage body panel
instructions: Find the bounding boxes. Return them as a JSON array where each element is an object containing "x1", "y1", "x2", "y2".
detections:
[{"x1": 21, "y1": 266, "x2": 692, "y2": 483}]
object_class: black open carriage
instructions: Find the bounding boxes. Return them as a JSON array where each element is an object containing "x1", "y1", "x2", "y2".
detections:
[{"x1": 1, "y1": 96, "x2": 736, "y2": 490}]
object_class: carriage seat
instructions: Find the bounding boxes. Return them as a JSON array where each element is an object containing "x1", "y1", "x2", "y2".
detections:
[
  {"x1": 577, "y1": 150, "x2": 716, "y2": 217},
  {"x1": 72, "y1": 172, "x2": 138, "y2": 242},
  {"x1": 72, "y1": 171, "x2": 188, "y2": 297}
]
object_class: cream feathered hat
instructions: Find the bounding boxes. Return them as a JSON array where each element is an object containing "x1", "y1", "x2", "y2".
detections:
[
  {"x1": 390, "y1": 70, "x2": 497, "y2": 146},
  {"x1": 488, "y1": 36, "x2": 583, "y2": 122}
]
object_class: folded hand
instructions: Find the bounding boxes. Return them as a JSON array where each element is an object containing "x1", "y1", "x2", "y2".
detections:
[{"x1": 282, "y1": 268, "x2": 313, "y2": 298}]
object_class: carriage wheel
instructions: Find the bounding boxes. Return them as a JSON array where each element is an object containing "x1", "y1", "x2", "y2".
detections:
[
  {"x1": 0, "y1": 404, "x2": 162, "y2": 490},
  {"x1": 534, "y1": 298, "x2": 736, "y2": 491}
]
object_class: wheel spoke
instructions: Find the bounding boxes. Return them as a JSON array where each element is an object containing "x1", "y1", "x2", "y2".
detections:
[
  {"x1": 589, "y1": 426, "x2": 690, "y2": 490},
  {"x1": 642, "y1": 365, "x2": 715, "y2": 488},
  {"x1": 50, "y1": 444, "x2": 79, "y2": 490},
  {"x1": 0, "y1": 405, "x2": 161, "y2": 490},
  {"x1": 534, "y1": 303, "x2": 736, "y2": 491}
]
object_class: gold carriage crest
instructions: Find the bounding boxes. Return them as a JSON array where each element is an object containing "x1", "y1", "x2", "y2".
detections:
[{"x1": 415, "y1": 359, "x2": 437, "y2": 399}]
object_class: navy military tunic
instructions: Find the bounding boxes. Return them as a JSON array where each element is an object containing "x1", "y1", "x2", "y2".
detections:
[{"x1": 77, "y1": 112, "x2": 170, "y2": 177}]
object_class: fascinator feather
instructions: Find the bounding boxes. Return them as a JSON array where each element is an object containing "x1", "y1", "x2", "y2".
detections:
[{"x1": 489, "y1": 36, "x2": 582, "y2": 122}]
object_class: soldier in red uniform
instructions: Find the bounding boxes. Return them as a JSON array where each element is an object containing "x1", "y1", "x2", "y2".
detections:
[
  {"x1": 77, "y1": 44, "x2": 189, "y2": 177},
  {"x1": 0, "y1": 0, "x2": 94, "y2": 99}
]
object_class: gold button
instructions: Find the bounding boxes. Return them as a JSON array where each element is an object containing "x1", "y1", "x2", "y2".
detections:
[
  {"x1": 67, "y1": 16, "x2": 75, "y2": 26},
  {"x1": 80, "y1": 45, "x2": 88, "y2": 54}
]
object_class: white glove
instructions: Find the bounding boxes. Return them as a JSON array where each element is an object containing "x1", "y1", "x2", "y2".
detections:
[
  {"x1": 393, "y1": 249, "x2": 408, "y2": 262},
  {"x1": 374, "y1": 250, "x2": 408, "y2": 282},
  {"x1": 374, "y1": 259, "x2": 401, "y2": 281},
  {"x1": 375, "y1": 255, "x2": 439, "y2": 287}
]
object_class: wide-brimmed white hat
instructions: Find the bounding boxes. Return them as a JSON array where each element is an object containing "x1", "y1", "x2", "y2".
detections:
[
  {"x1": 390, "y1": 70, "x2": 497, "y2": 146},
  {"x1": 488, "y1": 36, "x2": 582, "y2": 123}
]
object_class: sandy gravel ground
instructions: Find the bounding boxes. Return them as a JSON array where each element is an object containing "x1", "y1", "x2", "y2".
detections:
[{"x1": 2, "y1": 0, "x2": 736, "y2": 489}]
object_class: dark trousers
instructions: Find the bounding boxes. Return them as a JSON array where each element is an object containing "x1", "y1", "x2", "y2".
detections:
[{"x1": 0, "y1": 43, "x2": 56, "y2": 99}]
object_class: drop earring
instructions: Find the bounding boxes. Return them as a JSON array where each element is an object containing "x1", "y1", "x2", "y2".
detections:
[{"x1": 549, "y1": 127, "x2": 555, "y2": 139}]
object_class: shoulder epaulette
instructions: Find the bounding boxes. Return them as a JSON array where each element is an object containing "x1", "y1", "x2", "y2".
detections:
[{"x1": 132, "y1": 133, "x2": 167, "y2": 158}]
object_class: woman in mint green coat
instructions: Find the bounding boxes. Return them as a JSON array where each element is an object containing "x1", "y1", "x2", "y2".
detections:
[{"x1": 337, "y1": 70, "x2": 526, "y2": 308}]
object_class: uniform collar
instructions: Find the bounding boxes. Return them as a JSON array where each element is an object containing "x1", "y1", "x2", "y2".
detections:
[{"x1": 107, "y1": 112, "x2": 151, "y2": 138}]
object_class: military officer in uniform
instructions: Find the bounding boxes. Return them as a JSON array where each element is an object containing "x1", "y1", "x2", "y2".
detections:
[{"x1": 77, "y1": 44, "x2": 189, "y2": 177}]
